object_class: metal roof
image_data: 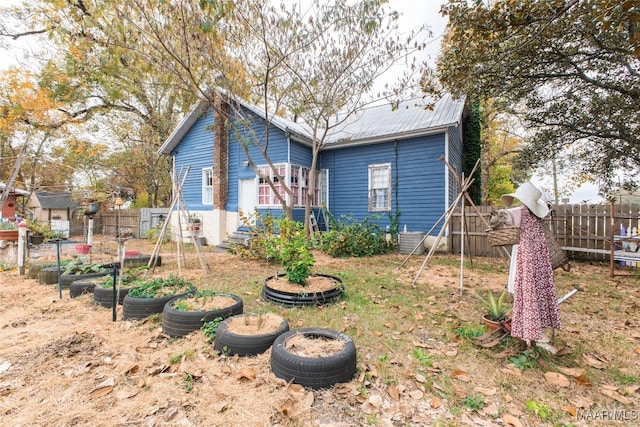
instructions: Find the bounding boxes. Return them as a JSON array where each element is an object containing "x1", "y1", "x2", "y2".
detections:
[
  {"x1": 159, "y1": 93, "x2": 465, "y2": 155},
  {"x1": 33, "y1": 191, "x2": 79, "y2": 210},
  {"x1": 324, "y1": 94, "x2": 465, "y2": 146}
]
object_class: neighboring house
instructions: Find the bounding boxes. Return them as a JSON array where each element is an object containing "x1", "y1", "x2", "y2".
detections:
[
  {"x1": 26, "y1": 191, "x2": 80, "y2": 238},
  {"x1": 159, "y1": 94, "x2": 467, "y2": 246}
]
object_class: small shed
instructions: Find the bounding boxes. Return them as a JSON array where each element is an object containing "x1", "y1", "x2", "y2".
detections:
[{"x1": 26, "y1": 191, "x2": 79, "y2": 222}]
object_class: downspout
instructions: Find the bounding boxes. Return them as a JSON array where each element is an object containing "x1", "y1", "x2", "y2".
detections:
[
  {"x1": 394, "y1": 140, "x2": 399, "y2": 213},
  {"x1": 444, "y1": 130, "x2": 450, "y2": 243}
]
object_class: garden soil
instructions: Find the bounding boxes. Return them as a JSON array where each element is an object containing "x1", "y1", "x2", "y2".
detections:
[{"x1": 0, "y1": 238, "x2": 638, "y2": 426}]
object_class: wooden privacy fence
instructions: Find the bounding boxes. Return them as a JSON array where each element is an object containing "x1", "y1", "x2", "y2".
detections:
[
  {"x1": 69, "y1": 208, "x2": 168, "y2": 239},
  {"x1": 449, "y1": 202, "x2": 640, "y2": 262}
]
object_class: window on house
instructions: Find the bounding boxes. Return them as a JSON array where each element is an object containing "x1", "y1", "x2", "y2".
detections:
[
  {"x1": 202, "y1": 168, "x2": 213, "y2": 205},
  {"x1": 368, "y1": 163, "x2": 391, "y2": 211},
  {"x1": 255, "y1": 163, "x2": 327, "y2": 208}
]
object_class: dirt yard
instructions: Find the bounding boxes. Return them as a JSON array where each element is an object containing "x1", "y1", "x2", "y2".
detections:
[{"x1": 0, "y1": 238, "x2": 638, "y2": 426}]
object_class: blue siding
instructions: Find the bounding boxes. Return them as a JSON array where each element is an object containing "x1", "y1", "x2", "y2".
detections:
[
  {"x1": 320, "y1": 134, "x2": 448, "y2": 233},
  {"x1": 172, "y1": 112, "x2": 214, "y2": 211},
  {"x1": 290, "y1": 140, "x2": 313, "y2": 167},
  {"x1": 230, "y1": 107, "x2": 290, "y2": 165}
]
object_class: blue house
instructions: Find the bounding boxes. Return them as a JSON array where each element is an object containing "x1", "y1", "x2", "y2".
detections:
[{"x1": 159, "y1": 94, "x2": 466, "y2": 246}]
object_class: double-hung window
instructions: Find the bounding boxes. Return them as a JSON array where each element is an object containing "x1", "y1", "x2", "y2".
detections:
[
  {"x1": 202, "y1": 168, "x2": 213, "y2": 205},
  {"x1": 368, "y1": 163, "x2": 391, "y2": 211}
]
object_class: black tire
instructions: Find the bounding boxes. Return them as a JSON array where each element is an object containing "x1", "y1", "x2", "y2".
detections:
[
  {"x1": 123, "y1": 292, "x2": 192, "y2": 320},
  {"x1": 60, "y1": 270, "x2": 113, "y2": 289},
  {"x1": 29, "y1": 263, "x2": 54, "y2": 280},
  {"x1": 162, "y1": 293, "x2": 244, "y2": 338},
  {"x1": 270, "y1": 328, "x2": 357, "y2": 389},
  {"x1": 39, "y1": 266, "x2": 60, "y2": 285},
  {"x1": 69, "y1": 278, "x2": 103, "y2": 298},
  {"x1": 214, "y1": 313, "x2": 289, "y2": 356},
  {"x1": 262, "y1": 274, "x2": 345, "y2": 307},
  {"x1": 93, "y1": 284, "x2": 137, "y2": 307}
]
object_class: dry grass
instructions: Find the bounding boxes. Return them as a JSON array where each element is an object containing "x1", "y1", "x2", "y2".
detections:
[{"x1": 0, "y1": 237, "x2": 638, "y2": 426}]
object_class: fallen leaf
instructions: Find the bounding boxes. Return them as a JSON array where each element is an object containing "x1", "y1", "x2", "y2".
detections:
[
  {"x1": 503, "y1": 412, "x2": 523, "y2": 427},
  {"x1": 562, "y1": 405, "x2": 577, "y2": 417},
  {"x1": 0, "y1": 361, "x2": 11, "y2": 374},
  {"x1": 88, "y1": 378, "x2": 115, "y2": 399},
  {"x1": 450, "y1": 369, "x2": 470, "y2": 382},
  {"x1": 408, "y1": 390, "x2": 424, "y2": 400},
  {"x1": 280, "y1": 400, "x2": 294, "y2": 416},
  {"x1": 557, "y1": 367, "x2": 585, "y2": 377},
  {"x1": 500, "y1": 367, "x2": 522, "y2": 377},
  {"x1": 220, "y1": 365, "x2": 233, "y2": 375},
  {"x1": 115, "y1": 389, "x2": 139, "y2": 400},
  {"x1": 600, "y1": 387, "x2": 631, "y2": 404},
  {"x1": 482, "y1": 402, "x2": 499, "y2": 416},
  {"x1": 123, "y1": 364, "x2": 140, "y2": 376},
  {"x1": 236, "y1": 368, "x2": 256, "y2": 381},
  {"x1": 568, "y1": 395, "x2": 594, "y2": 409},
  {"x1": 415, "y1": 373, "x2": 427, "y2": 383},
  {"x1": 582, "y1": 354, "x2": 605, "y2": 369},
  {"x1": 373, "y1": 331, "x2": 382, "y2": 337},
  {"x1": 473, "y1": 386, "x2": 497, "y2": 396},
  {"x1": 544, "y1": 372, "x2": 570, "y2": 387},
  {"x1": 430, "y1": 396, "x2": 441, "y2": 409},
  {"x1": 383, "y1": 322, "x2": 393, "y2": 328},
  {"x1": 387, "y1": 384, "x2": 400, "y2": 401},
  {"x1": 573, "y1": 375, "x2": 591, "y2": 385}
]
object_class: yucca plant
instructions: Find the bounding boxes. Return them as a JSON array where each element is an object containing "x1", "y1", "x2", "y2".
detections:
[{"x1": 476, "y1": 291, "x2": 510, "y2": 321}]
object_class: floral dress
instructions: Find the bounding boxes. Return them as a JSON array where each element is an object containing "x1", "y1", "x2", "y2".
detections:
[{"x1": 510, "y1": 207, "x2": 562, "y2": 342}]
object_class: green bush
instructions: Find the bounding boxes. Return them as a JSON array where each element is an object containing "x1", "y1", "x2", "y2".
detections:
[
  {"x1": 265, "y1": 218, "x2": 315, "y2": 285},
  {"x1": 320, "y1": 214, "x2": 396, "y2": 258},
  {"x1": 227, "y1": 209, "x2": 278, "y2": 260}
]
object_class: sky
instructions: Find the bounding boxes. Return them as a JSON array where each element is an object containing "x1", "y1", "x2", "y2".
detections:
[{"x1": 0, "y1": 0, "x2": 601, "y2": 203}]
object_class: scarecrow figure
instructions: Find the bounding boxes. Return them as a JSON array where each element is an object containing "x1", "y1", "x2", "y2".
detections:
[{"x1": 500, "y1": 182, "x2": 562, "y2": 352}]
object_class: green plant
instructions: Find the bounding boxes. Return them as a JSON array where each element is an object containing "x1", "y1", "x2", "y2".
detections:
[
  {"x1": 526, "y1": 400, "x2": 549, "y2": 420},
  {"x1": 126, "y1": 274, "x2": 195, "y2": 298},
  {"x1": 476, "y1": 290, "x2": 510, "y2": 321},
  {"x1": 144, "y1": 225, "x2": 169, "y2": 243},
  {"x1": 413, "y1": 348, "x2": 433, "y2": 368},
  {"x1": 0, "y1": 221, "x2": 18, "y2": 230},
  {"x1": 263, "y1": 217, "x2": 315, "y2": 285},
  {"x1": 509, "y1": 349, "x2": 537, "y2": 370},
  {"x1": 201, "y1": 316, "x2": 224, "y2": 341},
  {"x1": 173, "y1": 289, "x2": 224, "y2": 312},
  {"x1": 320, "y1": 213, "x2": 396, "y2": 258},
  {"x1": 62, "y1": 259, "x2": 109, "y2": 275},
  {"x1": 464, "y1": 395, "x2": 485, "y2": 410}
]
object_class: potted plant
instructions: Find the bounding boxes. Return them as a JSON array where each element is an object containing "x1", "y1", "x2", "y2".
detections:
[
  {"x1": 123, "y1": 274, "x2": 196, "y2": 320},
  {"x1": 261, "y1": 217, "x2": 344, "y2": 307},
  {"x1": 0, "y1": 220, "x2": 19, "y2": 241},
  {"x1": 26, "y1": 219, "x2": 56, "y2": 245},
  {"x1": 187, "y1": 214, "x2": 201, "y2": 231},
  {"x1": 476, "y1": 290, "x2": 511, "y2": 331}
]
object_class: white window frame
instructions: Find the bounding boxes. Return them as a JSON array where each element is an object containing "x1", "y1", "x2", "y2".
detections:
[
  {"x1": 255, "y1": 163, "x2": 327, "y2": 208},
  {"x1": 368, "y1": 163, "x2": 391, "y2": 212},
  {"x1": 202, "y1": 167, "x2": 213, "y2": 205}
]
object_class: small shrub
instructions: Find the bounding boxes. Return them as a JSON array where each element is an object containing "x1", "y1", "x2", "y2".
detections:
[{"x1": 320, "y1": 214, "x2": 396, "y2": 258}]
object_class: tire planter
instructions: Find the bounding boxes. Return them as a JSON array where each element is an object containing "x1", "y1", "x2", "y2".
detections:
[
  {"x1": 270, "y1": 328, "x2": 357, "y2": 389},
  {"x1": 123, "y1": 291, "x2": 193, "y2": 321},
  {"x1": 94, "y1": 284, "x2": 137, "y2": 307},
  {"x1": 39, "y1": 266, "x2": 60, "y2": 285},
  {"x1": 123, "y1": 254, "x2": 162, "y2": 268},
  {"x1": 69, "y1": 278, "x2": 103, "y2": 298},
  {"x1": 59, "y1": 270, "x2": 113, "y2": 290},
  {"x1": 262, "y1": 274, "x2": 345, "y2": 307},
  {"x1": 162, "y1": 292, "x2": 244, "y2": 338},
  {"x1": 214, "y1": 313, "x2": 289, "y2": 356},
  {"x1": 29, "y1": 263, "x2": 55, "y2": 280}
]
